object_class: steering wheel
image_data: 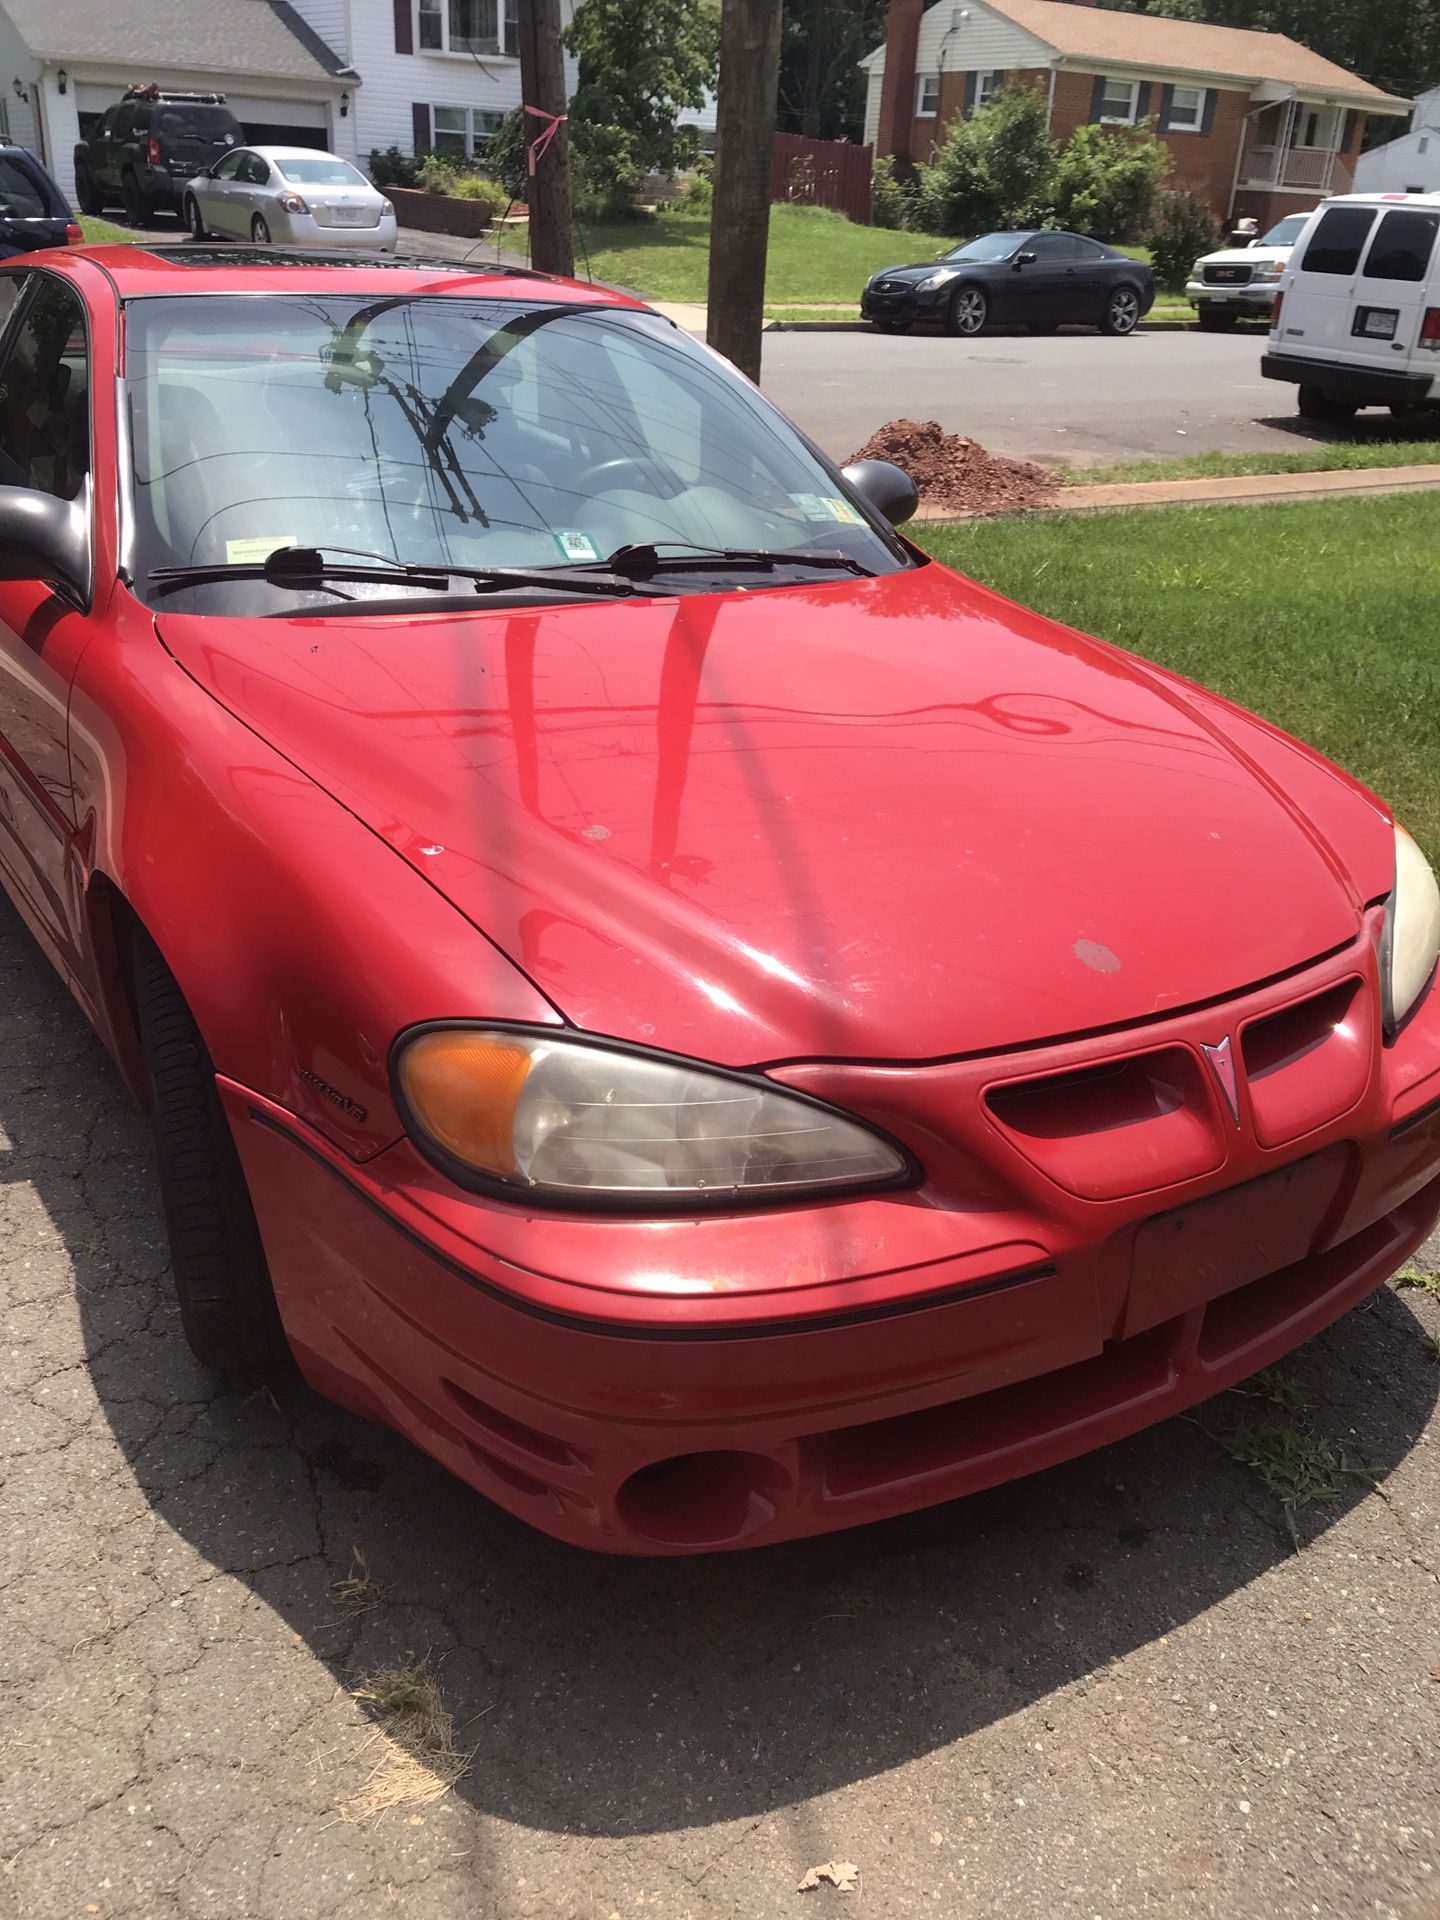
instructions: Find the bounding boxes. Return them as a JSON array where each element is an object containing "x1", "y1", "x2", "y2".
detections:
[{"x1": 570, "y1": 453, "x2": 686, "y2": 500}]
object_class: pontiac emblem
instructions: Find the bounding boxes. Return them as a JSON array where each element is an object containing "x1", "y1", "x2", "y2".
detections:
[{"x1": 1201, "y1": 1036, "x2": 1241, "y2": 1128}]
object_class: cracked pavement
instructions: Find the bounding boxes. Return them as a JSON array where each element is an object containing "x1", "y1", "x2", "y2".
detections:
[{"x1": 2, "y1": 894, "x2": 1439, "y2": 1919}]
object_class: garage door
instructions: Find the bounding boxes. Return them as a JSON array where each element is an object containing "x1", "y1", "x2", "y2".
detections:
[{"x1": 224, "y1": 94, "x2": 330, "y2": 151}]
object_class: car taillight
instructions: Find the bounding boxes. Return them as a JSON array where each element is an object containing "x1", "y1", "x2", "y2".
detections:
[
  {"x1": 65, "y1": 222, "x2": 83, "y2": 245},
  {"x1": 1270, "y1": 290, "x2": 1283, "y2": 329},
  {"x1": 1420, "y1": 308, "x2": 1440, "y2": 351},
  {"x1": 147, "y1": 138, "x2": 162, "y2": 165},
  {"x1": 277, "y1": 191, "x2": 308, "y2": 214}
]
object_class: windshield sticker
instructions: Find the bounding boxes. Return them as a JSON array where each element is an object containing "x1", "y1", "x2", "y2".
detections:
[
  {"x1": 554, "y1": 529, "x2": 600, "y2": 562},
  {"x1": 820, "y1": 497, "x2": 865, "y2": 525},
  {"x1": 789, "y1": 492, "x2": 828, "y2": 519},
  {"x1": 226, "y1": 535, "x2": 298, "y2": 565}
]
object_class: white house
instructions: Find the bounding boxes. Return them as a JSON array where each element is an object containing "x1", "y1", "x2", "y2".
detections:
[
  {"x1": 1354, "y1": 81, "x2": 1440, "y2": 194},
  {"x1": 0, "y1": 0, "x2": 359, "y2": 203}
]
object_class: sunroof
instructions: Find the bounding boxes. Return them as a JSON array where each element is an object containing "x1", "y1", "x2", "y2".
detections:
[{"x1": 149, "y1": 246, "x2": 544, "y2": 275}]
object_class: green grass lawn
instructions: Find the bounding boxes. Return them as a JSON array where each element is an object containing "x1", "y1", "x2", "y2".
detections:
[
  {"x1": 1067, "y1": 439, "x2": 1440, "y2": 485},
  {"x1": 573, "y1": 206, "x2": 944, "y2": 305},
  {"x1": 920, "y1": 495, "x2": 1440, "y2": 861},
  {"x1": 78, "y1": 215, "x2": 140, "y2": 245}
]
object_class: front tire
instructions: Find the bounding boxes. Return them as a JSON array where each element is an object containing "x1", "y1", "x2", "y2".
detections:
[
  {"x1": 1100, "y1": 285, "x2": 1142, "y2": 336},
  {"x1": 120, "y1": 170, "x2": 150, "y2": 226},
  {"x1": 946, "y1": 284, "x2": 989, "y2": 337},
  {"x1": 1298, "y1": 384, "x2": 1357, "y2": 424},
  {"x1": 75, "y1": 164, "x2": 104, "y2": 216},
  {"x1": 131, "y1": 930, "x2": 285, "y2": 1372},
  {"x1": 251, "y1": 214, "x2": 271, "y2": 244},
  {"x1": 184, "y1": 194, "x2": 207, "y2": 240}
]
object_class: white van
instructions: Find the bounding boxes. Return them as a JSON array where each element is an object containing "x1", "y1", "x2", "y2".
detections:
[{"x1": 1262, "y1": 192, "x2": 1440, "y2": 421}]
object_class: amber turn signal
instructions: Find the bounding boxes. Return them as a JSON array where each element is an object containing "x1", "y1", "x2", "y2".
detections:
[{"x1": 397, "y1": 1030, "x2": 534, "y2": 1174}]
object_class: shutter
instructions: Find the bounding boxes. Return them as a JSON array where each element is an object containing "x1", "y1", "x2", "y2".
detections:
[
  {"x1": 1158, "y1": 84, "x2": 1174, "y2": 131},
  {"x1": 412, "y1": 102, "x2": 432, "y2": 152},
  {"x1": 1200, "y1": 88, "x2": 1217, "y2": 137},
  {"x1": 1135, "y1": 83, "x2": 1152, "y2": 121},
  {"x1": 394, "y1": 0, "x2": 413, "y2": 55},
  {"x1": 963, "y1": 71, "x2": 977, "y2": 116},
  {"x1": 1089, "y1": 75, "x2": 1107, "y2": 122}
]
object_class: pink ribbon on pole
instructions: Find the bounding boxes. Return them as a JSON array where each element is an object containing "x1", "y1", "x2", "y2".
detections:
[{"x1": 524, "y1": 104, "x2": 567, "y2": 176}]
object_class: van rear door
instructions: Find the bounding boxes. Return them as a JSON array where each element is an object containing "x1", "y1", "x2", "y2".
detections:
[
  {"x1": 1346, "y1": 206, "x2": 1440, "y2": 365},
  {"x1": 1275, "y1": 203, "x2": 1378, "y2": 360}
]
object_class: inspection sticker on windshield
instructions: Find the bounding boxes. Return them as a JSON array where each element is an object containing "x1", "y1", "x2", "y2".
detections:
[
  {"x1": 820, "y1": 496, "x2": 865, "y2": 525},
  {"x1": 792, "y1": 492, "x2": 863, "y2": 525},
  {"x1": 226, "y1": 535, "x2": 298, "y2": 565},
  {"x1": 553, "y1": 529, "x2": 600, "y2": 562}
]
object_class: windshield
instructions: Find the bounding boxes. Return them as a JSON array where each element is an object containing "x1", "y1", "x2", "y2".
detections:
[
  {"x1": 942, "y1": 232, "x2": 1031, "y2": 264},
  {"x1": 156, "y1": 107, "x2": 238, "y2": 141},
  {"x1": 1258, "y1": 214, "x2": 1308, "y2": 248},
  {"x1": 123, "y1": 294, "x2": 907, "y2": 612},
  {"x1": 276, "y1": 154, "x2": 370, "y2": 187}
]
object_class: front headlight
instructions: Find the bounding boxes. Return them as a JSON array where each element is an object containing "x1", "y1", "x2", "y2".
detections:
[
  {"x1": 1383, "y1": 825, "x2": 1440, "y2": 1036},
  {"x1": 1190, "y1": 259, "x2": 1207, "y2": 279},
  {"x1": 917, "y1": 268, "x2": 959, "y2": 292},
  {"x1": 1252, "y1": 261, "x2": 1283, "y2": 281},
  {"x1": 393, "y1": 1026, "x2": 911, "y2": 1206}
]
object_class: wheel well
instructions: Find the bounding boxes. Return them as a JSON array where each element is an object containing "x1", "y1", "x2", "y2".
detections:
[{"x1": 83, "y1": 877, "x2": 149, "y2": 1107}]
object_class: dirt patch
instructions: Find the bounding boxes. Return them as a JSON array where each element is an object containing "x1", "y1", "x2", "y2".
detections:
[{"x1": 846, "y1": 418, "x2": 1058, "y2": 516}]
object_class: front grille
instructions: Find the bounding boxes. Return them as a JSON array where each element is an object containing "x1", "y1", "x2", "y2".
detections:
[{"x1": 1204, "y1": 263, "x2": 1253, "y2": 285}]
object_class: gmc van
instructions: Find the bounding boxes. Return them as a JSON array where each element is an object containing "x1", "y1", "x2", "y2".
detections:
[{"x1": 1262, "y1": 192, "x2": 1440, "y2": 422}]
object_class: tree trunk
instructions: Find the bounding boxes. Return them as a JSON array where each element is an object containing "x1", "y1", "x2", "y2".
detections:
[
  {"x1": 516, "y1": 0, "x2": 574, "y2": 279},
  {"x1": 706, "y1": 0, "x2": 784, "y2": 383}
]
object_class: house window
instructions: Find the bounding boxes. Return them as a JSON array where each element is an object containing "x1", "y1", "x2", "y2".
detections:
[
  {"x1": 976, "y1": 70, "x2": 1005, "y2": 108},
  {"x1": 1165, "y1": 86, "x2": 1206, "y2": 133},
  {"x1": 418, "y1": 0, "x2": 518, "y2": 57},
  {"x1": 1098, "y1": 76, "x2": 1141, "y2": 125},
  {"x1": 432, "y1": 105, "x2": 507, "y2": 156},
  {"x1": 916, "y1": 74, "x2": 940, "y2": 117}
]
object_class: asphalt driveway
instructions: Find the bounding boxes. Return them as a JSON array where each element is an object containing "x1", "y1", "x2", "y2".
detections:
[{"x1": 3, "y1": 887, "x2": 1439, "y2": 1918}]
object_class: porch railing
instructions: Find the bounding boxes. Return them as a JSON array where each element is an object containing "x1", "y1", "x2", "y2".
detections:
[{"x1": 1239, "y1": 144, "x2": 1355, "y2": 195}]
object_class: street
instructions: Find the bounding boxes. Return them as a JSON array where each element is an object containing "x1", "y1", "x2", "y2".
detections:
[
  {"x1": 762, "y1": 327, "x2": 1311, "y2": 466},
  {"x1": 3, "y1": 890, "x2": 1438, "y2": 1918}
]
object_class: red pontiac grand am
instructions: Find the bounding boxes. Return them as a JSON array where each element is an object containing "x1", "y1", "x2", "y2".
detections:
[{"x1": 2, "y1": 245, "x2": 1439, "y2": 1554}]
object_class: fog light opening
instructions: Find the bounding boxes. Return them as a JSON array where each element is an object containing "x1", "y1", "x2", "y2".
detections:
[{"x1": 616, "y1": 1450, "x2": 792, "y2": 1548}]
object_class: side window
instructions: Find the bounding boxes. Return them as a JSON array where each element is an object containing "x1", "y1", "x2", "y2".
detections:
[
  {"x1": 0, "y1": 279, "x2": 90, "y2": 500},
  {"x1": 0, "y1": 158, "x2": 47, "y2": 218},
  {"x1": 112, "y1": 105, "x2": 137, "y2": 141},
  {"x1": 1300, "y1": 206, "x2": 1376, "y2": 275},
  {"x1": 95, "y1": 106, "x2": 118, "y2": 140},
  {"x1": 1362, "y1": 209, "x2": 1440, "y2": 282},
  {"x1": 214, "y1": 150, "x2": 245, "y2": 180},
  {"x1": 0, "y1": 273, "x2": 27, "y2": 345},
  {"x1": 1028, "y1": 234, "x2": 1077, "y2": 260},
  {"x1": 244, "y1": 155, "x2": 271, "y2": 186}
]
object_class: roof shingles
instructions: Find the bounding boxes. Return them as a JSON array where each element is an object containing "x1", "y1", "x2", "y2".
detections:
[{"x1": 2, "y1": 0, "x2": 355, "y2": 83}]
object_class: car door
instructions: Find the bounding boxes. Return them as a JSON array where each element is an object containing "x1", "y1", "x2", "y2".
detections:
[
  {"x1": 1347, "y1": 206, "x2": 1440, "y2": 370},
  {"x1": 239, "y1": 152, "x2": 276, "y2": 234},
  {"x1": 1008, "y1": 234, "x2": 1075, "y2": 326},
  {"x1": 1068, "y1": 237, "x2": 1112, "y2": 323},
  {"x1": 0, "y1": 269, "x2": 102, "y2": 971},
  {"x1": 201, "y1": 149, "x2": 249, "y2": 235},
  {"x1": 0, "y1": 153, "x2": 71, "y2": 261}
]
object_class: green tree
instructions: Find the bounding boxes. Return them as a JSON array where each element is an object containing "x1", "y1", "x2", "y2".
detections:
[
  {"x1": 777, "y1": 0, "x2": 887, "y2": 141},
  {"x1": 1052, "y1": 120, "x2": 1172, "y2": 242},
  {"x1": 1149, "y1": 187, "x2": 1221, "y2": 289},
  {"x1": 914, "y1": 81, "x2": 1057, "y2": 236},
  {"x1": 564, "y1": 0, "x2": 720, "y2": 202}
]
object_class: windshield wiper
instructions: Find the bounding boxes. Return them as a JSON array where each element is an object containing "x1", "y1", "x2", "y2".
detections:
[
  {"x1": 147, "y1": 545, "x2": 665, "y2": 601},
  {"x1": 600, "y1": 541, "x2": 873, "y2": 580}
]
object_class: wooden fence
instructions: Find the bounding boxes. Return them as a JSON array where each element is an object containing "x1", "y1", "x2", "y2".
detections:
[{"x1": 771, "y1": 133, "x2": 874, "y2": 224}]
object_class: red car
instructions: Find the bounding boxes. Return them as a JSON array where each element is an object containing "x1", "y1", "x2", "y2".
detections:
[{"x1": 2, "y1": 244, "x2": 1439, "y2": 1554}]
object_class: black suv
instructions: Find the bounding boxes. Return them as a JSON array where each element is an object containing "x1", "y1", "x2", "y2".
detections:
[
  {"x1": 0, "y1": 146, "x2": 77, "y2": 259},
  {"x1": 74, "y1": 89, "x2": 244, "y2": 224}
]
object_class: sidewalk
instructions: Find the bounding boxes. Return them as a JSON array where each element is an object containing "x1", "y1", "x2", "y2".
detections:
[{"x1": 913, "y1": 460, "x2": 1440, "y2": 520}]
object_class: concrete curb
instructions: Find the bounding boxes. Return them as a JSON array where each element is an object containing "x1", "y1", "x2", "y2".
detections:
[
  {"x1": 764, "y1": 315, "x2": 1199, "y2": 333},
  {"x1": 911, "y1": 461, "x2": 1440, "y2": 521}
]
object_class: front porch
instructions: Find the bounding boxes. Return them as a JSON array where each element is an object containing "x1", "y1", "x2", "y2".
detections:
[{"x1": 1236, "y1": 100, "x2": 1356, "y2": 200}]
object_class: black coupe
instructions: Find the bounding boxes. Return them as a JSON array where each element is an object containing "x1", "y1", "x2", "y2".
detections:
[{"x1": 861, "y1": 230, "x2": 1155, "y2": 337}]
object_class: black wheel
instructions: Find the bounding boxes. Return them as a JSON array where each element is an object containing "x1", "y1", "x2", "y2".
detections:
[
  {"x1": 1196, "y1": 308, "x2": 1238, "y2": 331},
  {"x1": 251, "y1": 213, "x2": 271, "y2": 244},
  {"x1": 131, "y1": 929, "x2": 285, "y2": 1371},
  {"x1": 946, "y1": 283, "x2": 988, "y2": 337},
  {"x1": 1100, "y1": 284, "x2": 1143, "y2": 336},
  {"x1": 1298, "y1": 384, "x2": 1357, "y2": 424},
  {"x1": 120, "y1": 170, "x2": 150, "y2": 226},
  {"x1": 184, "y1": 193, "x2": 206, "y2": 240},
  {"x1": 75, "y1": 164, "x2": 103, "y2": 216},
  {"x1": 872, "y1": 319, "x2": 911, "y2": 334}
]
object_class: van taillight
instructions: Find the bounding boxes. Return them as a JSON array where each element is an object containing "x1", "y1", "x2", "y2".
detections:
[
  {"x1": 146, "y1": 138, "x2": 162, "y2": 165},
  {"x1": 1270, "y1": 291, "x2": 1283, "y2": 329},
  {"x1": 1421, "y1": 308, "x2": 1440, "y2": 351}
]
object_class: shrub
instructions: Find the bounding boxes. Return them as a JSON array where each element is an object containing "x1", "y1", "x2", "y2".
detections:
[
  {"x1": 679, "y1": 168, "x2": 712, "y2": 212},
  {"x1": 484, "y1": 109, "x2": 530, "y2": 201},
  {"x1": 368, "y1": 146, "x2": 419, "y2": 189},
  {"x1": 451, "y1": 174, "x2": 511, "y2": 210},
  {"x1": 870, "y1": 153, "x2": 915, "y2": 231},
  {"x1": 415, "y1": 150, "x2": 462, "y2": 195},
  {"x1": 913, "y1": 81, "x2": 1056, "y2": 237},
  {"x1": 1149, "y1": 188, "x2": 1221, "y2": 292},
  {"x1": 1052, "y1": 120, "x2": 1171, "y2": 244}
]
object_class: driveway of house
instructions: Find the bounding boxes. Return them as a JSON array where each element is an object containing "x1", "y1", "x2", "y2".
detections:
[{"x1": 2, "y1": 886, "x2": 1439, "y2": 1919}]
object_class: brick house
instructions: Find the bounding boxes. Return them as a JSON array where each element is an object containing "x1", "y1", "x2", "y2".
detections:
[{"x1": 860, "y1": 0, "x2": 1409, "y2": 229}]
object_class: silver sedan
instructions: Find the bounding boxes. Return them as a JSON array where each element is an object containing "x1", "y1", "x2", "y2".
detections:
[{"x1": 182, "y1": 146, "x2": 398, "y2": 251}]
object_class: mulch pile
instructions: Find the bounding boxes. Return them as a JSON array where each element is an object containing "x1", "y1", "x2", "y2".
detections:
[{"x1": 846, "y1": 418, "x2": 1059, "y2": 517}]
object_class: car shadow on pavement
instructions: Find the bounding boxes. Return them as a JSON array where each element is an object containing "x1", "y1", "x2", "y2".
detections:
[{"x1": 4, "y1": 892, "x2": 1437, "y2": 1841}]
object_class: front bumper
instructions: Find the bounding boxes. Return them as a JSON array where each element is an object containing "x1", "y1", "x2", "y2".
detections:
[
  {"x1": 861, "y1": 281, "x2": 946, "y2": 325},
  {"x1": 223, "y1": 919, "x2": 1440, "y2": 1554},
  {"x1": 270, "y1": 209, "x2": 399, "y2": 252},
  {"x1": 1187, "y1": 279, "x2": 1278, "y2": 314}
]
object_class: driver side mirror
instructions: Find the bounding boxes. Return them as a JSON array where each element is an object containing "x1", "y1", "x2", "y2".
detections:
[
  {"x1": 0, "y1": 486, "x2": 91, "y2": 605},
  {"x1": 1014, "y1": 250, "x2": 1037, "y2": 268},
  {"x1": 840, "y1": 459, "x2": 918, "y2": 528}
]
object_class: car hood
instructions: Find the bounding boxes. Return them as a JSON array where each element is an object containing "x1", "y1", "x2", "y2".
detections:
[
  {"x1": 155, "y1": 564, "x2": 1391, "y2": 1066},
  {"x1": 868, "y1": 261, "x2": 958, "y2": 284},
  {"x1": 1201, "y1": 246, "x2": 1291, "y2": 267}
]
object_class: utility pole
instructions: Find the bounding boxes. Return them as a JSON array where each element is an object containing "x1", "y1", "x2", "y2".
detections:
[
  {"x1": 706, "y1": 0, "x2": 784, "y2": 382},
  {"x1": 516, "y1": 0, "x2": 574, "y2": 278}
]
